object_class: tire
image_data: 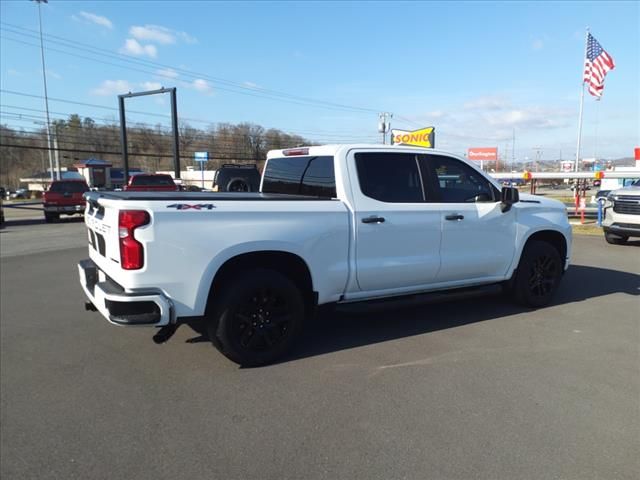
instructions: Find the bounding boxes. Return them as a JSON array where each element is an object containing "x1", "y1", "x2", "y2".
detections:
[
  {"x1": 511, "y1": 240, "x2": 563, "y2": 308},
  {"x1": 207, "y1": 268, "x2": 305, "y2": 366},
  {"x1": 44, "y1": 212, "x2": 58, "y2": 223},
  {"x1": 604, "y1": 231, "x2": 628, "y2": 245},
  {"x1": 226, "y1": 179, "x2": 250, "y2": 192}
]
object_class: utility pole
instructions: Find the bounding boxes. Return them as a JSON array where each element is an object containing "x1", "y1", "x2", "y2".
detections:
[
  {"x1": 33, "y1": 0, "x2": 57, "y2": 180},
  {"x1": 532, "y1": 146, "x2": 542, "y2": 172},
  {"x1": 378, "y1": 112, "x2": 392, "y2": 144}
]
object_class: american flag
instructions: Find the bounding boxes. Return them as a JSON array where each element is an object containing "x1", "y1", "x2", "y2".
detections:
[{"x1": 583, "y1": 33, "x2": 615, "y2": 98}]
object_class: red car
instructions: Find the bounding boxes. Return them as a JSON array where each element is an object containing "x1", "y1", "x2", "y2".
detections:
[
  {"x1": 124, "y1": 174, "x2": 178, "y2": 192},
  {"x1": 43, "y1": 179, "x2": 89, "y2": 223}
]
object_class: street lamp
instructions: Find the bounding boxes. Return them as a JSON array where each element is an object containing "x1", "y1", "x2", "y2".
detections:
[{"x1": 32, "y1": 0, "x2": 59, "y2": 180}]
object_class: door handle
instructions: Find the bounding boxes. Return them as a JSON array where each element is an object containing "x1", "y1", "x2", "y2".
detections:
[
  {"x1": 445, "y1": 214, "x2": 464, "y2": 221},
  {"x1": 362, "y1": 216, "x2": 385, "y2": 224}
]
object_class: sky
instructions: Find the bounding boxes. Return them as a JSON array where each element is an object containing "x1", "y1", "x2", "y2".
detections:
[{"x1": 1, "y1": 0, "x2": 638, "y2": 162}]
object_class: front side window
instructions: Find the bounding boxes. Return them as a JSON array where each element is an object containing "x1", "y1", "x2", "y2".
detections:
[
  {"x1": 422, "y1": 155, "x2": 497, "y2": 203},
  {"x1": 355, "y1": 152, "x2": 425, "y2": 203}
]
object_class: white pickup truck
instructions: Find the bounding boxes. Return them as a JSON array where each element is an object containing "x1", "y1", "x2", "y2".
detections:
[{"x1": 79, "y1": 144, "x2": 572, "y2": 366}]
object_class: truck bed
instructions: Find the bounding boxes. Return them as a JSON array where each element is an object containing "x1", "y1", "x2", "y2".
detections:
[{"x1": 86, "y1": 191, "x2": 336, "y2": 202}]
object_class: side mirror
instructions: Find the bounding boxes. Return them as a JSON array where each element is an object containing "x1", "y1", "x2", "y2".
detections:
[{"x1": 500, "y1": 186, "x2": 519, "y2": 212}]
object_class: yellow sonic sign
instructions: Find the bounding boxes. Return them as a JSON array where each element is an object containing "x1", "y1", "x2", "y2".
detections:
[{"x1": 391, "y1": 127, "x2": 435, "y2": 148}]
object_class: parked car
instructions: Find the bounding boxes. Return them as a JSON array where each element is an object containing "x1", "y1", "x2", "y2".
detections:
[
  {"x1": 0, "y1": 195, "x2": 4, "y2": 228},
  {"x1": 8, "y1": 188, "x2": 29, "y2": 200},
  {"x1": 124, "y1": 174, "x2": 178, "y2": 192},
  {"x1": 180, "y1": 184, "x2": 203, "y2": 192},
  {"x1": 212, "y1": 163, "x2": 261, "y2": 192},
  {"x1": 43, "y1": 179, "x2": 89, "y2": 222},
  {"x1": 79, "y1": 144, "x2": 572, "y2": 366}
]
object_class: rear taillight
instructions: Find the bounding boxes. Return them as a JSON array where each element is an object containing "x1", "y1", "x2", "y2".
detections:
[{"x1": 118, "y1": 210, "x2": 150, "y2": 270}]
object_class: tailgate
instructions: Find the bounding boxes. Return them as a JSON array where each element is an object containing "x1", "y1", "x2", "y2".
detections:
[{"x1": 84, "y1": 196, "x2": 126, "y2": 280}]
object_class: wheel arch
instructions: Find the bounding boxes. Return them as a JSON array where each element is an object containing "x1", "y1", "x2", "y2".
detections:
[
  {"x1": 205, "y1": 250, "x2": 316, "y2": 316},
  {"x1": 524, "y1": 229, "x2": 568, "y2": 262}
]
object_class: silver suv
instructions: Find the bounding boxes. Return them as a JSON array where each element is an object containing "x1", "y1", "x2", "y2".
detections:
[{"x1": 602, "y1": 179, "x2": 640, "y2": 244}]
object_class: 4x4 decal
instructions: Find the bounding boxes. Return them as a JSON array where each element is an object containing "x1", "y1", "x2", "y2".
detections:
[{"x1": 166, "y1": 204, "x2": 216, "y2": 210}]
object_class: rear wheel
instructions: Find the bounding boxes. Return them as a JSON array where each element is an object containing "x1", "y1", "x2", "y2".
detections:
[
  {"x1": 604, "y1": 231, "x2": 628, "y2": 245},
  {"x1": 511, "y1": 241, "x2": 563, "y2": 308},
  {"x1": 44, "y1": 212, "x2": 58, "y2": 223},
  {"x1": 207, "y1": 269, "x2": 305, "y2": 366}
]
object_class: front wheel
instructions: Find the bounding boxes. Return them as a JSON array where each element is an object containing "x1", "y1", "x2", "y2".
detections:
[
  {"x1": 511, "y1": 241, "x2": 563, "y2": 308},
  {"x1": 604, "y1": 231, "x2": 628, "y2": 245},
  {"x1": 207, "y1": 269, "x2": 305, "y2": 366}
]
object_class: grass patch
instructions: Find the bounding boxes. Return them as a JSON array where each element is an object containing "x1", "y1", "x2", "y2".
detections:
[{"x1": 571, "y1": 223, "x2": 602, "y2": 236}]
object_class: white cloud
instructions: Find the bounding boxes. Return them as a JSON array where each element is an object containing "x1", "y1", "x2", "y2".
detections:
[
  {"x1": 532, "y1": 39, "x2": 544, "y2": 50},
  {"x1": 129, "y1": 24, "x2": 198, "y2": 45},
  {"x1": 243, "y1": 81, "x2": 261, "y2": 89},
  {"x1": 177, "y1": 31, "x2": 198, "y2": 44},
  {"x1": 130, "y1": 25, "x2": 175, "y2": 44},
  {"x1": 156, "y1": 68, "x2": 179, "y2": 79},
  {"x1": 119, "y1": 39, "x2": 157, "y2": 58},
  {"x1": 464, "y1": 95, "x2": 510, "y2": 111},
  {"x1": 140, "y1": 81, "x2": 162, "y2": 90},
  {"x1": 75, "y1": 11, "x2": 113, "y2": 29},
  {"x1": 46, "y1": 69, "x2": 62, "y2": 80},
  {"x1": 482, "y1": 107, "x2": 572, "y2": 129},
  {"x1": 192, "y1": 79, "x2": 213, "y2": 95},
  {"x1": 90, "y1": 80, "x2": 134, "y2": 96}
]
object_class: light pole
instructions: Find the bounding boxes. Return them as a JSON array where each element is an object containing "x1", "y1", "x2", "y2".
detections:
[{"x1": 33, "y1": 0, "x2": 58, "y2": 180}]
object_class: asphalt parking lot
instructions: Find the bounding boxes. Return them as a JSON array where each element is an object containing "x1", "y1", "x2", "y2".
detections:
[{"x1": 1, "y1": 215, "x2": 639, "y2": 480}]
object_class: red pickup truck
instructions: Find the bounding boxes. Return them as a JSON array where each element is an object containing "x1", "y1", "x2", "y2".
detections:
[
  {"x1": 43, "y1": 179, "x2": 89, "y2": 223},
  {"x1": 124, "y1": 174, "x2": 178, "y2": 192}
]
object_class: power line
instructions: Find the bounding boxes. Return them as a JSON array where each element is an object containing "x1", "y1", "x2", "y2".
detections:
[
  {"x1": 0, "y1": 142, "x2": 265, "y2": 162},
  {"x1": 1, "y1": 22, "x2": 425, "y2": 130},
  {"x1": 0, "y1": 91, "x2": 382, "y2": 139},
  {"x1": 0, "y1": 27, "x2": 380, "y2": 115}
]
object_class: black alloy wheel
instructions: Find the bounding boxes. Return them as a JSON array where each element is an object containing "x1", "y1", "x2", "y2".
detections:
[
  {"x1": 231, "y1": 287, "x2": 292, "y2": 352},
  {"x1": 512, "y1": 240, "x2": 563, "y2": 308},
  {"x1": 208, "y1": 269, "x2": 305, "y2": 366},
  {"x1": 528, "y1": 253, "x2": 560, "y2": 299}
]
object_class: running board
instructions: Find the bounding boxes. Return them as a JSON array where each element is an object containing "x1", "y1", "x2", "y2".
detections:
[{"x1": 336, "y1": 284, "x2": 502, "y2": 314}]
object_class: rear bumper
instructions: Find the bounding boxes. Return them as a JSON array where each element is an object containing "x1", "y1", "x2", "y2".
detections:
[
  {"x1": 78, "y1": 259, "x2": 173, "y2": 326},
  {"x1": 45, "y1": 204, "x2": 84, "y2": 213}
]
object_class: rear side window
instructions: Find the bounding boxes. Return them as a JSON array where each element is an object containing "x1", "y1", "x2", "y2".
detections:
[
  {"x1": 50, "y1": 182, "x2": 88, "y2": 193},
  {"x1": 262, "y1": 156, "x2": 336, "y2": 198},
  {"x1": 355, "y1": 152, "x2": 425, "y2": 203}
]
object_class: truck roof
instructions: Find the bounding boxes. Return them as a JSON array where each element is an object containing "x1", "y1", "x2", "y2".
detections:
[{"x1": 266, "y1": 144, "x2": 462, "y2": 159}]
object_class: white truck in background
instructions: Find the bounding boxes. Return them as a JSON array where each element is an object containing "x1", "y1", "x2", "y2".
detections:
[
  {"x1": 79, "y1": 144, "x2": 572, "y2": 366},
  {"x1": 602, "y1": 179, "x2": 640, "y2": 244}
]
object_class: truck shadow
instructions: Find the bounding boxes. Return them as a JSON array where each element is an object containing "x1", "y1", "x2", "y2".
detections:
[{"x1": 282, "y1": 264, "x2": 639, "y2": 364}]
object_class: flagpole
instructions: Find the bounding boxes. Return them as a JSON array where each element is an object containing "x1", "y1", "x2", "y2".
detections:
[{"x1": 574, "y1": 27, "x2": 589, "y2": 172}]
